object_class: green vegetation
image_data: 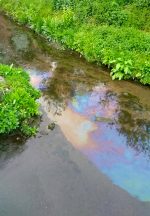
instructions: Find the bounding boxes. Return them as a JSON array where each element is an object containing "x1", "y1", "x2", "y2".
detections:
[
  {"x1": 0, "y1": 0, "x2": 150, "y2": 84},
  {"x1": 0, "y1": 64, "x2": 40, "y2": 136}
]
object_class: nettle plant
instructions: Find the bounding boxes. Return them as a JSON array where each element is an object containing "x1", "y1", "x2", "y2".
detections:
[
  {"x1": 103, "y1": 57, "x2": 133, "y2": 80},
  {"x1": 139, "y1": 62, "x2": 150, "y2": 84}
]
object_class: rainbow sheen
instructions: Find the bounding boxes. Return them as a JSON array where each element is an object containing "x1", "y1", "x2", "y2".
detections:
[
  {"x1": 27, "y1": 68, "x2": 52, "y2": 89},
  {"x1": 69, "y1": 86, "x2": 150, "y2": 202}
]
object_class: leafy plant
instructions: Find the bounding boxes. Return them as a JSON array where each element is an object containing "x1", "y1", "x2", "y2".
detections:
[
  {"x1": 109, "y1": 58, "x2": 133, "y2": 80},
  {"x1": 0, "y1": 64, "x2": 40, "y2": 136},
  {"x1": 0, "y1": 0, "x2": 150, "y2": 84}
]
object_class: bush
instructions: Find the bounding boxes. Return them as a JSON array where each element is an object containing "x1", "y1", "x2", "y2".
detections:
[{"x1": 0, "y1": 64, "x2": 40, "y2": 136}]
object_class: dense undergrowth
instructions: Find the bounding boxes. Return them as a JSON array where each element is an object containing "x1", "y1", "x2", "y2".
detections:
[
  {"x1": 0, "y1": 64, "x2": 40, "y2": 136},
  {"x1": 0, "y1": 0, "x2": 150, "y2": 84}
]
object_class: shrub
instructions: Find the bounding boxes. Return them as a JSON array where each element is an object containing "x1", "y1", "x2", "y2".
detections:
[{"x1": 0, "y1": 64, "x2": 40, "y2": 136}]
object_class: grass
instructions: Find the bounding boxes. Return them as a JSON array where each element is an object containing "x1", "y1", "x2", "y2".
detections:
[{"x1": 0, "y1": 0, "x2": 150, "y2": 84}]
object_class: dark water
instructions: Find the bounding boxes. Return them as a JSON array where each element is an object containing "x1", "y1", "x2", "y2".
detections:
[{"x1": 0, "y1": 14, "x2": 150, "y2": 216}]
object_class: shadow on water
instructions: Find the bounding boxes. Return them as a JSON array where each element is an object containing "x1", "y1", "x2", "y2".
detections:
[
  {"x1": 0, "y1": 134, "x2": 26, "y2": 168},
  {"x1": 117, "y1": 93, "x2": 150, "y2": 154},
  {"x1": 0, "y1": 14, "x2": 150, "y2": 202}
]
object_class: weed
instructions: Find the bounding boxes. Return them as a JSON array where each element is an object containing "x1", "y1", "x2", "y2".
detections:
[
  {"x1": 0, "y1": 64, "x2": 40, "y2": 136},
  {"x1": 0, "y1": 0, "x2": 150, "y2": 84}
]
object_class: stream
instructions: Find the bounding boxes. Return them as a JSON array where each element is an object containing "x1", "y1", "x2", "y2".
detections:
[{"x1": 0, "y1": 14, "x2": 150, "y2": 216}]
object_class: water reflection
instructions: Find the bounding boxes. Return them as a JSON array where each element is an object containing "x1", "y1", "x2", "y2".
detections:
[
  {"x1": 0, "y1": 14, "x2": 150, "y2": 202},
  {"x1": 28, "y1": 68, "x2": 52, "y2": 89},
  {"x1": 117, "y1": 93, "x2": 150, "y2": 153},
  {"x1": 36, "y1": 64, "x2": 150, "y2": 201}
]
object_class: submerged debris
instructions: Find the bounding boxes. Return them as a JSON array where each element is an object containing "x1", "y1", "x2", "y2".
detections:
[
  {"x1": 94, "y1": 116, "x2": 113, "y2": 123},
  {"x1": 48, "y1": 122, "x2": 55, "y2": 130}
]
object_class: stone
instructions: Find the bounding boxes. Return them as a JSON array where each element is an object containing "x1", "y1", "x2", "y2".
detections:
[{"x1": 48, "y1": 122, "x2": 55, "y2": 130}]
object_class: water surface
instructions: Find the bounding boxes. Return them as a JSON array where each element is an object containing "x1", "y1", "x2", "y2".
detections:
[{"x1": 0, "y1": 14, "x2": 150, "y2": 216}]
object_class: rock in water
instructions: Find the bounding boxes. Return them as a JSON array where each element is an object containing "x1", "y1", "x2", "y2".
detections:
[{"x1": 48, "y1": 122, "x2": 55, "y2": 130}]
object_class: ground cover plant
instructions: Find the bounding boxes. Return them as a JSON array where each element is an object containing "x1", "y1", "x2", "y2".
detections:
[
  {"x1": 0, "y1": 64, "x2": 40, "y2": 136},
  {"x1": 0, "y1": 0, "x2": 150, "y2": 84}
]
